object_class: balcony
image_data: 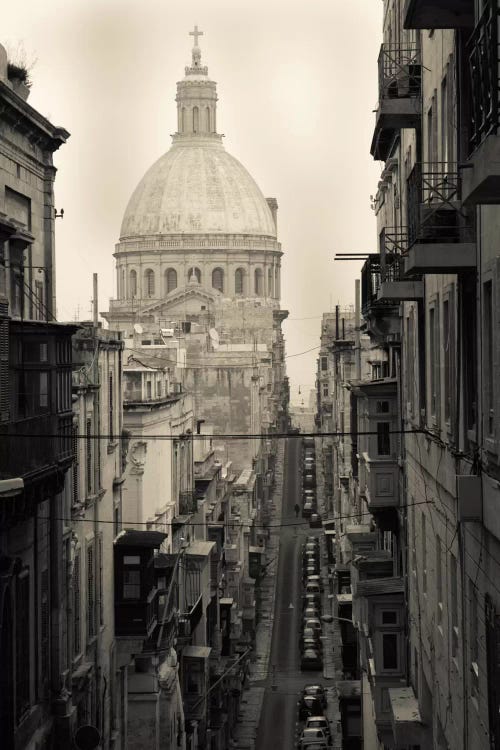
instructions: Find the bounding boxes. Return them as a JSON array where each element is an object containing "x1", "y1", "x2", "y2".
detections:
[
  {"x1": 405, "y1": 164, "x2": 476, "y2": 275},
  {"x1": 179, "y1": 490, "x2": 197, "y2": 515},
  {"x1": 403, "y1": 0, "x2": 474, "y2": 29},
  {"x1": 462, "y1": 1, "x2": 500, "y2": 204},
  {"x1": 377, "y1": 229, "x2": 424, "y2": 303},
  {"x1": 363, "y1": 459, "x2": 399, "y2": 512},
  {"x1": 371, "y1": 45, "x2": 421, "y2": 161},
  {"x1": 389, "y1": 686, "x2": 424, "y2": 746}
]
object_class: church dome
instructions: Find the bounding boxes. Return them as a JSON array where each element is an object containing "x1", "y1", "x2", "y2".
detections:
[{"x1": 120, "y1": 140, "x2": 276, "y2": 240}]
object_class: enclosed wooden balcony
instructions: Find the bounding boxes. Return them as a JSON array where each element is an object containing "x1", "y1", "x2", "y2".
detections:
[
  {"x1": 371, "y1": 45, "x2": 421, "y2": 161},
  {"x1": 405, "y1": 164, "x2": 476, "y2": 275},
  {"x1": 403, "y1": 0, "x2": 474, "y2": 29},
  {"x1": 462, "y1": 1, "x2": 500, "y2": 204}
]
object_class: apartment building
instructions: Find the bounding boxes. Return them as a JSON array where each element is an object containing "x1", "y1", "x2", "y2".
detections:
[
  {"x1": 329, "y1": 2, "x2": 500, "y2": 748},
  {"x1": 0, "y1": 46, "x2": 77, "y2": 749}
]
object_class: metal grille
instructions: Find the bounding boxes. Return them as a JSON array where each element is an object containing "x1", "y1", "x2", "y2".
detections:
[
  {"x1": 378, "y1": 44, "x2": 421, "y2": 100},
  {"x1": 468, "y1": 0, "x2": 500, "y2": 151}
]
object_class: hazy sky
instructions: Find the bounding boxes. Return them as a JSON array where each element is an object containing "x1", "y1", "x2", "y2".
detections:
[{"x1": 3, "y1": 0, "x2": 382, "y2": 404}]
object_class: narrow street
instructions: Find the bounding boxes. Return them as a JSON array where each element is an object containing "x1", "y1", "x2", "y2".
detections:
[{"x1": 256, "y1": 436, "x2": 326, "y2": 749}]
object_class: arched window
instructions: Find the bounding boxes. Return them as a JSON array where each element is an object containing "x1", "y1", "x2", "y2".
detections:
[
  {"x1": 120, "y1": 269, "x2": 125, "y2": 298},
  {"x1": 181, "y1": 107, "x2": 186, "y2": 133},
  {"x1": 206, "y1": 107, "x2": 211, "y2": 132},
  {"x1": 130, "y1": 270, "x2": 137, "y2": 298},
  {"x1": 254, "y1": 268, "x2": 263, "y2": 296},
  {"x1": 274, "y1": 266, "x2": 279, "y2": 298},
  {"x1": 187, "y1": 267, "x2": 201, "y2": 283},
  {"x1": 144, "y1": 269, "x2": 155, "y2": 298},
  {"x1": 165, "y1": 268, "x2": 177, "y2": 294},
  {"x1": 212, "y1": 267, "x2": 224, "y2": 292},
  {"x1": 267, "y1": 268, "x2": 273, "y2": 297},
  {"x1": 193, "y1": 106, "x2": 199, "y2": 133},
  {"x1": 235, "y1": 268, "x2": 245, "y2": 296}
]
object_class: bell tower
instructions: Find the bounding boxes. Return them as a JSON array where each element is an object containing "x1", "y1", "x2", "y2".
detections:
[{"x1": 175, "y1": 26, "x2": 219, "y2": 137}]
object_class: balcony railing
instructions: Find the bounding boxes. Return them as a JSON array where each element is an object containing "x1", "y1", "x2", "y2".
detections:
[
  {"x1": 378, "y1": 45, "x2": 421, "y2": 100},
  {"x1": 407, "y1": 163, "x2": 474, "y2": 245},
  {"x1": 380, "y1": 229, "x2": 409, "y2": 283},
  {"x1": 468, "y1": 0, "x2": 500, "y2": 152}
]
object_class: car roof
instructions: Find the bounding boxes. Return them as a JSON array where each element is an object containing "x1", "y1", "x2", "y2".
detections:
[
  {"x1": 307, "y1": 717, "x2": 327, "y2": 722},
  {"x1": 304, "y1": 684, "x2": 324, "y2": 690},
  {"x1": 303, "y1": 648, "x2": 320, "y2": 655}
]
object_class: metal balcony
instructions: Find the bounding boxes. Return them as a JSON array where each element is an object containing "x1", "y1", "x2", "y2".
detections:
[
  {"x1": 403, "y1": 0, "x2": 474, "y2": 28},
  {"x1": 462, "y1": 1, "x2": 500, "y2": 204},
  {"x1": 371, "y1": 45, "x2": 421, "y2": 161},
  {"x1": 377, "y1": 229, "x2": 424, "y2": 302},
  {"x1": 405, "y1": 164, "x2": 476, "y2": 274},
  {"x1": 361, "y1": 256, "x2": 401, "y2": 340}
]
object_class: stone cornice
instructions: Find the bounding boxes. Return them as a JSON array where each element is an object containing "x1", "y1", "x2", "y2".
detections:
[
  {"x1": 115, "y1": 234, "x2": 282, "y2": 255},
  {"x1": 0, "y1": 80, "x2": 69, "y2": 153}
]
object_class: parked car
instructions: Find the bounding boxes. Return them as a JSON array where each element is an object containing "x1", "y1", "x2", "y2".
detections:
[
  {"x1": 305, "y1": 574, "x2": 323, "y2": 592},
  {"x1": 300, "y1": 635, "x2": 323, "y2": 654},
  {"x1": 298, "y1": 695, "x2": 324, "y2": 721},
  {"x1": 303, "y1": 565, "x2": 319, "y2": 581},
  {"x1": 309, "y1": 513, "x2": 322, "y2": 528},
  {"x1": 299, "y1": 728, "x2": 329, "y2": 746},
  {"x1": 306, "y1": 534, "x2": 319, "y2": 544},
  {"x1": 305, "y1": 581, "x2": 321, "y2": 596},
  {"x1": 302, "y1": 594, "x2": 322, "y2": 612},
  {"x1": 305, "y1": 717, "x2": 332, "y2": 745},
  {"x1": 303, "y1": 541, "x2": 319, "y2": 553},
  {"x1": 302, "y1": 501, "x2": 315, "y2": 518},
  {"x1": 303, "y1": 606, "x2": 321, "y2": 620},
  {"x1": 302, "y1": 684, "x2": 328, "y2": 708},
  {"x1": 303, "y1": 473, "x2": 316, "y2": 488},
  {"x1": 300, "y1": 648, "x2": 323, "y2": 671},
  {"x1": 303, "y1": 618, "x2": 322, "y2": 633}
]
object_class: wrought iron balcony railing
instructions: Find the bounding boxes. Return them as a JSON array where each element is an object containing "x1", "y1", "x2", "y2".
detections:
[
  {"x1": 407, "y1": 163, "x2": 474, "y2": 246},
  {"x1": 378, "y1": 44, "x2": 421, "y2": 100},
  {"x1": 361, "y1": 255, "x2": 382, "y2": 316},
  {"x1": 468, "y1": 0, "x2": 500, "y2": 152},
  {"x1": 379, "y1": 228, "x2": 409, "y2": 283}
]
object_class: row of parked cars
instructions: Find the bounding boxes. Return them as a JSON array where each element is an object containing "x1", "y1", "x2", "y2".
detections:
[
  {"x1": 297, "y1": 684, "x2": 333, "y2": 749},
  {"x1": 302, "y1": 438, "x2": 322, "y2": 529}
]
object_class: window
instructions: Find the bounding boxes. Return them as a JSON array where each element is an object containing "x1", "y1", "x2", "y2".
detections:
[
  {"x1": 41, "y1": 569, "x2": 49, "y2": 678},
  {"x1": 382, "y1": 610, "x2": 397, "y2": 625},
  {"x1": 144, "y1": 269, "x2": 155, "y2": 297},
  {"x1": 123, "y1": 556, "x2": 141, "y2": 599},
  {"x1": 235, "y1": 268, "x2": 245, "y2": 295},
  {"x1": 34, "y1": 280, "x2": 44, "y2": 320},
  {"x1": 99, "y1": 535, "x2": 104, "y2": 627},
  {"x1": 86, "y1": 418, "x2": 93, "y2": 496},
  {"x1": 254, "y1": 268, "x2": 263, "y2": 295},
  {"x1": 321, "y1": 357, "x2": 328, "y2": 372},
  {"x1": 166, "y1": 268, "x2": 177, "y2": 294},
  {"x1": 436, "y1": 535, "x2": 443, "y2": 627},
  {"x1": 130, "y1": 270, "x2": 137, "y2": 297},
  {"x1": 443, "y1": 298, "x2": 451, "y2": 423},
  {"x1": 407, "y1": 308, "x2": 415, "y2": 416},
  {"x1": 470, "y1": 579, "x2": 479, "y2": 699},
  {"x1": 108, "y1": 371, "x2": 114, "y2": 441},
  {"x1": 429, "y1": 303, "x2": 440, "y2": 422},
  {"x1": 382, "y1": 633, "x2": 398, "y2": 670},
  {"x1": 462, "y1": 275, "x2": 477, "y2": 437},
  {"x1": 188, "y1": 267, "x2": 201, "y2": 284},
  {"x1": 323, "y1": 385, "x2": 329, "y2": 397},
  {"x1": 72, "y1": 423, "x2": 79, "y2": 506},
  {"x1": 377, "y1": 422, "x2": 390, "y2": 456},
  {"x1": 87, "y1": 541, "x2": 96, "y2": 640},
  {"x1": 16, "y1": 568, "x2": 30, "y2": 722},
  {"x1": 450, "y1": 553, "x2": 459, "y2": 658},
  {"x1": 212, "y1": 267, "x2": 224, "y2": 292},
  {"x1": 206, "y1": 106, "x2": 211, "y2": 132},
  {"x1": 422, "y1": 514, "x2": 427, "y2": 594},
  {"x1": 376, "y1": 400, "x2": 389, "y2": 413},
  {"x1": 484, "y1": 279, "x2": 494, "y2": 435},
  {"x1": 193, "y1": 106, "x2": 199, "y2": 133},
  {"x1": 73, "y1": 551, "x2": 81, "y2": 656},
  {"x1": 267, "y1": 267, "x2": 273, "y2": 297}
]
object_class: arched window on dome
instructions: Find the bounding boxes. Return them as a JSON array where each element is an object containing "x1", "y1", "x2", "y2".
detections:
[
  {"x1": 212, "y1": 267, "x2": 224, "y2": 292},
  {"x1": 206, "y1": 107, "x2": 211, "y2": 133},
  {"x1": 165, "y1": 268, "x2": 177, "y2": 294},
  {"x1": 254, "y1": 268, "x2": 263, "y2": 296},
  {"x1": 187, "y1": 267, "x2": 201, "y2": 284},
  {"x1": 120, "y1": 269, "x2": 125, "y2": 299},
  {"x1": 267, "y1": 267, "x2": 273, "y2": 297},
  {"x1": 235, "y1": 268, "x2": 245, "y2": 296},
  {"x1": 144, "y1": 269, "x2": 155, "y2": 298},
  {"x1": 130, "y1": 270, "x2": 137, "y2": 298},
  {"x1": 193, "y1": 106, "x2": 199, "y2": 133},
  {"x1": 275, "y1": 266, "x2": 280, "y2": 299},
  {"x1": 181, "y1": 107, "x2": 186, "y2": 133}
]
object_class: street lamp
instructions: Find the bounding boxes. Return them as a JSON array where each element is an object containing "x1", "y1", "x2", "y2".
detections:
[{"x1": 320, "y1": 614, "x2": 353, "y2": 626}]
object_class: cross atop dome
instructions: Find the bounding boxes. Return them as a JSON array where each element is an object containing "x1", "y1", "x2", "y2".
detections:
[{"x1": 189, "y1": 25, "x2": 203, "y2": 47}]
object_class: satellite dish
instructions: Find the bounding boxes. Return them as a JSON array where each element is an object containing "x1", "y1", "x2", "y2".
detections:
[
  {"x1": 74, "y1": 725, "x2": 101, "y2": 750},
  {"x1": 209, "y1": 328, "x2": 219, "y2": 347},
  {"x1": 133, "y1": 323, "x2": 143, "y2": 335}
]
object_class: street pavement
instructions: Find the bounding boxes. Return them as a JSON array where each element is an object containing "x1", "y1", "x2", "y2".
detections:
[{"x1": 232, "y1": 435, "x2": 343, "y2": 749}]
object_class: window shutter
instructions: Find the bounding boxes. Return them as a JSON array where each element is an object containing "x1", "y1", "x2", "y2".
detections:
[
  {"x1": 87, "y1": 543, "x2": 95, "y2": 639},
  {"x1": 0, "y1": 318, "x2": 9, "y2": 421},
  {"x1": 41, "y1": 569, "x2": 49, "y2": 678},
  {"x1": 73, "y1": 552, "x2": 81, "y2": 656}
]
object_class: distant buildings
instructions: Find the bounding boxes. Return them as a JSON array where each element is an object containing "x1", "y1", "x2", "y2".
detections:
[{"x1": 320, "y1": 3, "x2": 500, "y2": 749}]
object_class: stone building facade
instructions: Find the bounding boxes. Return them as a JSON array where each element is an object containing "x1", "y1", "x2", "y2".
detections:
[{"x1": 327, "y1": 2, "x2": 500, "y2": 748}]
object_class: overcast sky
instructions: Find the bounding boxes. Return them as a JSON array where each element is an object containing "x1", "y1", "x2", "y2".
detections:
[{"x1": 3, "y1": 0, "x2": 382, "y2": 404}]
